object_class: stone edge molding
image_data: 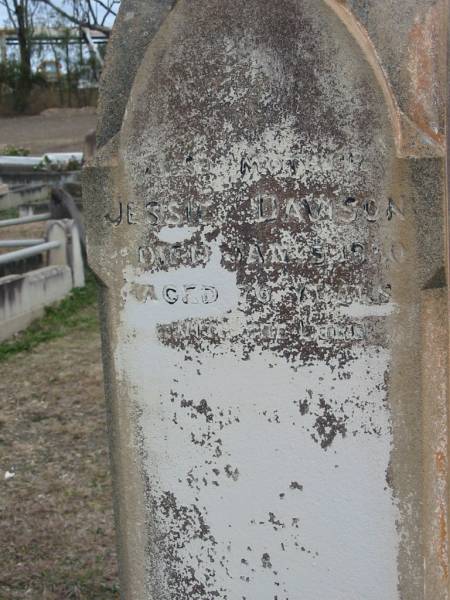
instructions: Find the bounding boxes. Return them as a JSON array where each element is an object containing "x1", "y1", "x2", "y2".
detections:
[
  {"x1": 95, "y1": 0, "x2": 447, "y2": 159},
  {"x1": 325, "y1": 0, "x2": 446, "y2": 158}
]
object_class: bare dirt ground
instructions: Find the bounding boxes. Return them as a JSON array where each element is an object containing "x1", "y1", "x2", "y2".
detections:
[
  {"x1": 0, "y1": 108, "x2": 97, "y2": 154},
  {"x1": 0, "y1": 306, "x2": 119, "y2": 599}
]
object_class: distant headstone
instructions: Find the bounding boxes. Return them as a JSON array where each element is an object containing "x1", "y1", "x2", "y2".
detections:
[
  {"x1": 84, "y1": 130, "x2": 97, "y2": 163},
  {"x1": 85, "y1": 1, "x2": 449, "y2": 599},
  {"x1": 18, "y1": 205, "x2": 34, "y2": 218},
  {"x1": 62, "y1": 220, "x2": 85, "y2": 288},
  {"x1": 46, "y1": 221, "x2": 68, "y2": 267}
]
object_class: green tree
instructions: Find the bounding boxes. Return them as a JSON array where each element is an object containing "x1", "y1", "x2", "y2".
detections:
[{"x1": 0, "y1": 0, "x2": 38, "y2": 111}]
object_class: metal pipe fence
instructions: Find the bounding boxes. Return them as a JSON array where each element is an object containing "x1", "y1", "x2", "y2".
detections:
[
  {"x1": 0, "y1": 241, "x2": 61, "y2": 267},
  {"x1": 0, "y1": 213, "x2": 52, "y2": 228},
  {"x1": 0, "y1": 239, "x2": 46, "y2": 248}
]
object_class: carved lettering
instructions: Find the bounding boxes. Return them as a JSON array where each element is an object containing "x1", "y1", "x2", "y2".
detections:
[{"x1": 161, "y1": 285, "x2": 219, "y2": 305}]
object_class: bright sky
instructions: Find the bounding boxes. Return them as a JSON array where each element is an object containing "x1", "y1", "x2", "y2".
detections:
[
  {"x1": 0, "y1": 1, "x2": 118, "y2": 28},
  {"x1": 0, "y1": 1, "x2": 117, "y2": 68},
  {"x1": 0, "y1": 5, "x2": 10, "y2": 26},
  {"x1": 0, "y1": 2, "x2": 58, "y2": 27}
]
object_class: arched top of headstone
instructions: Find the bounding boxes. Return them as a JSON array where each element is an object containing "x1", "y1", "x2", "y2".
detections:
[
  {"x1": 346, "y1": 0, "x2": 447, "y2": 144},
  {"x1": 98, "y1": 0, "x2": 445, "y2": 158},
  {"x1": 324, "y1": 0, "x2": 445, "y2": 157},
  {"x1": 96, "y1": 0, "x2": 176, "y2": 148}
]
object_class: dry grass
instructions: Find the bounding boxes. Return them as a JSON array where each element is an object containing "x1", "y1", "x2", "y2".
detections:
[{"x1": 0, "y1": 305, "x2": 119, "y2": 599}]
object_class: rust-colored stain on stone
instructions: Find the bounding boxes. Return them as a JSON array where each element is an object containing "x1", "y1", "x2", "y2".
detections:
[
  {"x1": 438, "y1": 502, "x2": 448, "y2": 581},
  {"x1": 435, "y1": 450, "x2": 446, "y2": 476},
  {"x1": 434, "y1": 451, "x2": 449, "y2": 582},
  {"x1": 407, "y1": 0, "x2": 446, "y2": 146}
]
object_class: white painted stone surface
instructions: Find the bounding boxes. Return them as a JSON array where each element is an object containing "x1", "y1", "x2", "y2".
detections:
[
  {"x1": 0, "y1": 153, "x2": 83, "y2": 169},
  {"x1": 85, "y1": 0, "x2": 449, "y2": 598},
  {"x1": 46, "y1": 221, "x2": 68, "y2": 267},
  {"x1": 110, "y1": 3, "x2": 406, "y2": 595},
  {"x1": 0, "y1": 266, "x2": 73, "y2": 341},
  {"x1": 0, "y1": 185, "x2": 49, "y2": 211}
]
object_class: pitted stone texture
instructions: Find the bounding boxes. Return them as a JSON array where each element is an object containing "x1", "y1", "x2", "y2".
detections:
[
  {"x1": 347, "y1": 0, "x2": 447, "y2": 140},
  {"x1": 96, "y1": 0, "x2": 176, "y2": 147},
  {"x1": 85, "y1": 1, "x2": 449, "y2": 599}
]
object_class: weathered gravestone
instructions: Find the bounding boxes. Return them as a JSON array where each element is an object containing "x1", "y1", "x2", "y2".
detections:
[{"x1": 85, "y1": 1, "x2": 449, "y2": 598}]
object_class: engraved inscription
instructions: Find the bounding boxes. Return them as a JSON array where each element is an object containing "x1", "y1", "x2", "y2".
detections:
[
  {"x1": 132, "y1": 283, "x2": 219, "y2": 305},
  {"x1": 116, "y1": 135, "x2": 407, "y2": 364},
  {"x1": 163, "y1": 285, "x2": 218, "y2": 305}
]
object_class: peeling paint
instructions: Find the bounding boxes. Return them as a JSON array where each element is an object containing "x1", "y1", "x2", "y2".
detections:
[
  {"x1": 84, "y1": 0, "x2": 449, "y2": 598},
  {"x1": 115, "y1": 1, "x2": 404, "y2": 597}
]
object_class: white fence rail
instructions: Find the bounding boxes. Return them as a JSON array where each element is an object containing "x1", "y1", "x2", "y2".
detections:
[
  {"x1": 0, "y1": 213, "x2": 52, "y2": 228},
  {"x1": 0, "y1": 153, "x2": 83, "y2": 169},
  {"x1": 0, "y1": 183, "x2": 49, "y2": 211},
  {"x1": 0, "y1": 211, "x2": 85, "y2": 341},
  {"x1": 0, "y1": 239, "x2": 45, "y2": 248},
  {"x1": 0, "y1": 241, "x2": 61, "y2": 266}
]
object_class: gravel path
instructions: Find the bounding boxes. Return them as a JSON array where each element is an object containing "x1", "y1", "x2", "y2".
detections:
[{"x1": 0, "y1": 108, "x2": 97, "y2": 154}]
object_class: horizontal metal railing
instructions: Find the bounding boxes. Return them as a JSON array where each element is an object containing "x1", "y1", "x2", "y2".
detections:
[
  {"x1": 0, "y1": 241, "x2": 60, "y2": 266},
  {"x1": 0, "y1": 239, "x2": 46, "y2": 248},
  {"x1": 0, "y1": 186, "x2": 83, "y2": 271},
  {"x1": 0, "y1": 213, "x2": 52, "y2": 228}
]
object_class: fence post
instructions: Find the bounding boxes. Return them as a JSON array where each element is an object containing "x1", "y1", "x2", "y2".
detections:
[
  {"x1": 65, "y1": 220, "x2": 85, "y2": 288},
  {"x1": 18, "y1": 205, "x2": 34, "y2": 218},
  {"x1": 46, "y1": 221, "x2": 68, "y2": 268}
]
